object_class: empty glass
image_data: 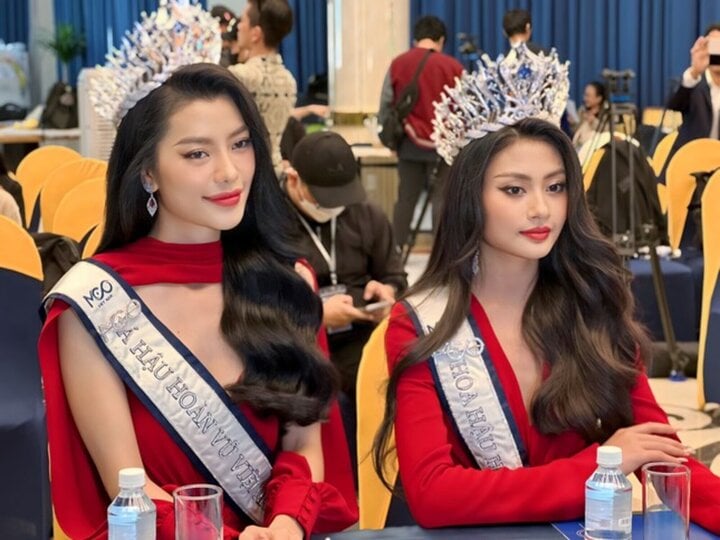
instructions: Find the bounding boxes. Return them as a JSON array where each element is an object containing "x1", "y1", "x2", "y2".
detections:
[
  {"x1": 642, "y1": 462, "x2": 690, "y2": 540},
  {"x1": 174, "y1": 484, "x2": 223, "y2": 540}
]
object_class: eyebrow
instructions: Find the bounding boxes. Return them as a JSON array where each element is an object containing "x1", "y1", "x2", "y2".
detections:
[
  {"x1": 492, "y1": 168, "x2": 566, "y2": 181},
  {"x1": 173, "y1": 125, "x2": 249, "y2": 146}
]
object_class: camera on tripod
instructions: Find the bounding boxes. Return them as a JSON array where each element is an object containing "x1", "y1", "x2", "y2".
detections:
[{"x1": 601, "y1": 68, "x2": 635, "y2": 104}]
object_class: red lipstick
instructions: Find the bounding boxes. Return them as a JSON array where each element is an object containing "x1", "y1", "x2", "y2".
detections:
[
  {"x1": 205, "y1": 189, "x2": 242, "y2": 207},
  {"x1": 520, "y1": 226, "x2": 551, "y2": 242}
]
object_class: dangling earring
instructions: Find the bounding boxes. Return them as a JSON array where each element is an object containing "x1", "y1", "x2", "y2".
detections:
[
  {"x1": 142, "y1": 176, "x2": 158, "y2": 217},
  {"x1": 471, "y1": 251, "x2": 480, "y2": 276}
]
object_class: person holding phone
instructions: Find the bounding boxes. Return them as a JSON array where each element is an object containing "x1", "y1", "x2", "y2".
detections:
[
  {"x1": 664, "y1": 22, "x2": 720, "y2": 177},
  {"x1": 283, "y1": 131, "x2": 407, "y2": 403}
]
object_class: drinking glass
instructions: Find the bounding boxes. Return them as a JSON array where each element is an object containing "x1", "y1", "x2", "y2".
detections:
[
  {"x1": 642, "y1": 462, "x2": 690, "y2": 540},
  {"x1": 174, "y1": 483, "x2": 223, "y2": 540}
]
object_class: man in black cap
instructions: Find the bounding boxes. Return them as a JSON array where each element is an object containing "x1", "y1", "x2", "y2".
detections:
[{"x1": 284, "y1": 131, "x2": 407, "y2": 400}]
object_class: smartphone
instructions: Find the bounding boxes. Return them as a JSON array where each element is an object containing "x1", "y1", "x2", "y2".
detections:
[
  {"x1": 710, "y1": 38, "x2": 720, "y2": 66},
  {"x1": 361, "y1": 300, "x2": 391, "y2": 313}
]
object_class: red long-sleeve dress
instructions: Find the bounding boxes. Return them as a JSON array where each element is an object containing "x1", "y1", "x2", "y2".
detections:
[
  {"x1": 386, "y1": 297, "x2": 720, "y2": 532},
  {"x1": 38, "y1": 237, "x2": 358, "y2": 539}
]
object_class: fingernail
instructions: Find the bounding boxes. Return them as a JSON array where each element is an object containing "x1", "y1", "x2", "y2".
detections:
[
  {"x1": 678, "y1": 457, "x2": 688, "y2": 463},
  {"x1": 683, "y1": 446, "x2": 696, "y2": 454}
]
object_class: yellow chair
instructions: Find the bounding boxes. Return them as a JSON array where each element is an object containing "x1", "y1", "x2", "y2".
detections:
[
  {"x1": 356, "y1": 318, "x2": 398, "y2": 529},
  {"x1": 40, "y1": 159, "x2": 107, "y2": 233},
  {"x1": 582, "y1": 147, "x2": 605, "y2": 192},
  {"x1": 82, "y1": 223, "x2": 104, "y2": 258},
  {"x1": 642, "y1": 107, "x2": 683, "y2": 131},
  {"x1": 651, "y1": 131, "x2": 679, "y2": 177},
  {"x1": 698, "y1": 169, "x2": 720, "y2": 409},
  {"x1": 52, "y1": 177, "x2": 107, "y2": 242},
  {"x1": 657, "y1": 183, "x2": 668, "y2": 215},
  {"x1": 665, "y1": 138, "x2": 720, "y2": 250},
  {"x1": 0, "y1": 215, "x2": 42, "y2": 280},
  {"x1": 14, "y1": 146, "x2": 81, "y2": 229}
]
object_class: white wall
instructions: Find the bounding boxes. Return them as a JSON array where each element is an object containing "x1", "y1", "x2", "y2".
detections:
[
  {"x1": 328, "y1": 0, "x2": 409, "y2": 114},
  {"x1": 29, "y1": 0, "x2": 57, "y2": 107}
]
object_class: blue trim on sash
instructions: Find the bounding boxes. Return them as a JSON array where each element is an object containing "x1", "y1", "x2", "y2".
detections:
[
  {"x1": 466, "y1": 314, "x2": 528, "y2": 467},
  {"x1": 400, "y1": 300, "x2": 478, "y2": 466},
  {"x1": 50, "y1": 259, "x2": 273, "y2": 523}
]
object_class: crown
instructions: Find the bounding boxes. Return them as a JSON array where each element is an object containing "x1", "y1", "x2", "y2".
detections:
[
  {"x1": 90, "y1": 0, "x2": 222, "y2": 125},
  {"x1": 431, "y1": 44, "x2": 570, "y2": 165}
]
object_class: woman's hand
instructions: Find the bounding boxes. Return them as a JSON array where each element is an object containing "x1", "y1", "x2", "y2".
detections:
[
  {"x1": 238, "y1": 515, "x2": 303, "y2": 540},
  {"x1": 604, "y1": 422, "x2": 690, "y2": 475}
]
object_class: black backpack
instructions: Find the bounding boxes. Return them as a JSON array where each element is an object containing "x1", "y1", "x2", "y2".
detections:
[
  {"x1": 378, "y1": 50, "x2": 433, "y2": 151},
  {"x1": 586, "y1": 142, "x2": 667, "y2": 245},
  {"x1": 41, "y1": 82, "x2": 78, "y2": 129},
  {"x1": 685, "y1": 168, "x2": 718, "y2": 251}
]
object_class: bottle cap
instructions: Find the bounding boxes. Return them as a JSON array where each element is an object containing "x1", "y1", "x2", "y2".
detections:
[
  {"x1": 118, "y1": 467, "x2": 146, "y2": 489},
  {"x1": 597, "y1": 446, "x2": 623, "y2": 467}
]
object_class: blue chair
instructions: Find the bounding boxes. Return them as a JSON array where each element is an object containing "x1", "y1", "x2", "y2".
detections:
[
  {"x1": 698, "y1": 170, "x2": 720, "y2": 408},
  {"x1": 0, "y1": 216, "x2": 51, "y2": 539}
]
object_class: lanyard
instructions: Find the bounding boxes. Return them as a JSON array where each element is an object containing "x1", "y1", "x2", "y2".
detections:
[{"x1": 297, "y1": 213, "x2": 338, "y2": 285}]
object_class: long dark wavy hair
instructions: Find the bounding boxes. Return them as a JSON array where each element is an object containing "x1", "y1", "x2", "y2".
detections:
[
  {"x1": 97, "y1": 63, "x2": 337, "y2": 425},
  {"x1": 374, "y1": 118, "x2": 650, "y2": 487}
]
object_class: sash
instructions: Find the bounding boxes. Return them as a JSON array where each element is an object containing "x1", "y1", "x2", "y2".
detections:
[
  {"x1": 45, "y1": 260, "x2": 271, "y2": 524},
  {"x1": 403, "y1": 289, "x2": 528, "y2": 470}
]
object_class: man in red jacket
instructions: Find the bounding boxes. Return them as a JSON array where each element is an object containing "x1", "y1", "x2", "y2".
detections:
[{"x1": 378, "y1": 15, "x2": 463, "y2": 252}]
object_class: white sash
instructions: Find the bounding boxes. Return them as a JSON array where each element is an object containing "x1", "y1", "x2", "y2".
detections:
[
  {"x1": 404, "y1": 289, "x2": 527, "y2": 470},
  {"x1": 45, "y1": 260, "x2": 271, "y2": 524}
]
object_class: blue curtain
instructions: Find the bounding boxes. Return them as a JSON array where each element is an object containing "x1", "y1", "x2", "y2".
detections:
[
  {"x1": 411, "y1": 0, "x2": 720, "y2": 111},
  {"x1": 0, "y1": 0, "x2": 29, "y2": 44},
  {"x1": 53, "y1": 0, "x2": 207, "y2": 84},
  {"x1": 279, "y1": 0, "x2": 327, "y2": 98}
]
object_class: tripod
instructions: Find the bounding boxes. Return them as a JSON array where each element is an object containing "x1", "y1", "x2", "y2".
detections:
[
  {"x1": 400, "y1": 157, "x2": 442, "y2": 266},
  {"x1": 596, "y1": 70, "x2": 690, "y2": 378}
]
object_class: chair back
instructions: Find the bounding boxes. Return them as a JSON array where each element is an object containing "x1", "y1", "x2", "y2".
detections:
[
  {"x1": 40, "y1": 159, "x2": 107, "y2": 233},
  {"x1": 582, "y1": 148, "x2": 605, "y2": 191},
  {"x1": 51, "y1": 177, "x2": 106, "y2": 242},
  {"x1": 14, "y1": 146, "x2": 81, "y2": 229},
  {"x1": 0, "y1": 216, "x2": 51, "y2": 539},
  {"x1": 665, "y1": 138, "x2": 720, "y2": 250},
  {"x1": 641, "y1": 107, "x2": 683, "y2": 131},
  {"x1": 82, "y1": 222, "x2": 104, "y2": 258},
  {"x1": 651, "y1": 131, "x2": 678, "y2": 177},
  {"x1": 698, "y1": 169, "x2": 720, "y2": 408},
  {"x1": 356, "y1": 318, "x2": 398, "y2": 529}
]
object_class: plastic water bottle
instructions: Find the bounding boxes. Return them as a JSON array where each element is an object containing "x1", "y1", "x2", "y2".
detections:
[
  {"x1": 107, "y1": 467, "x2": 157, "y2": 539},
  {"x1": 584, "y1": 446, "x2": 632, "y2": 539}
]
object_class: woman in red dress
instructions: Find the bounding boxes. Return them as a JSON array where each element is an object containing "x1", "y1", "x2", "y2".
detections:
[
  {"x1": 374, "y1": 118, "x2": 720, "y2": 533},
  {"x1": 40, "y1": 64, "x2": 357, "y2": 539}
]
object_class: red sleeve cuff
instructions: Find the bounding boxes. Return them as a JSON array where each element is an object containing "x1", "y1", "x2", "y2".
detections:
[{"x1": 263, "y1": 452, "x2": 320, "y2": 538}]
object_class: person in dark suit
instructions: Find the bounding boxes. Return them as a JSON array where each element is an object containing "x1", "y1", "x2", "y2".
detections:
[
  {"x1": 664, "y1": 23, "x2": 720, "y2": 179},
  {"x1": 502, "y1": 9, "x2": 544, "y2": 59}
]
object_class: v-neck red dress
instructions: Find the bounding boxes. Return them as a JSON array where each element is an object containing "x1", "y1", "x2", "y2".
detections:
[
  {"x1": 38, "y1": 237, "x2": 357, "y2": 539},
  {"x1": 386, "y1": 297, "x2": 720, "y2": 533}
]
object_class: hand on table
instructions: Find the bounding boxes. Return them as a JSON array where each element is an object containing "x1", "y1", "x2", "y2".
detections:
[{"x1": 604, "y1": 422, "x2": 691, "y2": 475}]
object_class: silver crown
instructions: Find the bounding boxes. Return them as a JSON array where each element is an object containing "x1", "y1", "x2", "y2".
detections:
[
  {"x1": 90, "y1": 0, "x2": 222, "y2": 125},
  {"x1": 432, "y1": 44, "x2": 570, "y2": 165}
]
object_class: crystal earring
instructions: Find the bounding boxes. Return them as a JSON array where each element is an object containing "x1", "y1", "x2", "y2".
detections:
[
  {"x1": 146, "y1": 191, "x2": 158, "y2": 217},
  {"x1": 471, "y1": 251, "x2": 480, "y2": 276},
  {"x1": 142, "y1": 176, "x2": 157, "y2": 217}
]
